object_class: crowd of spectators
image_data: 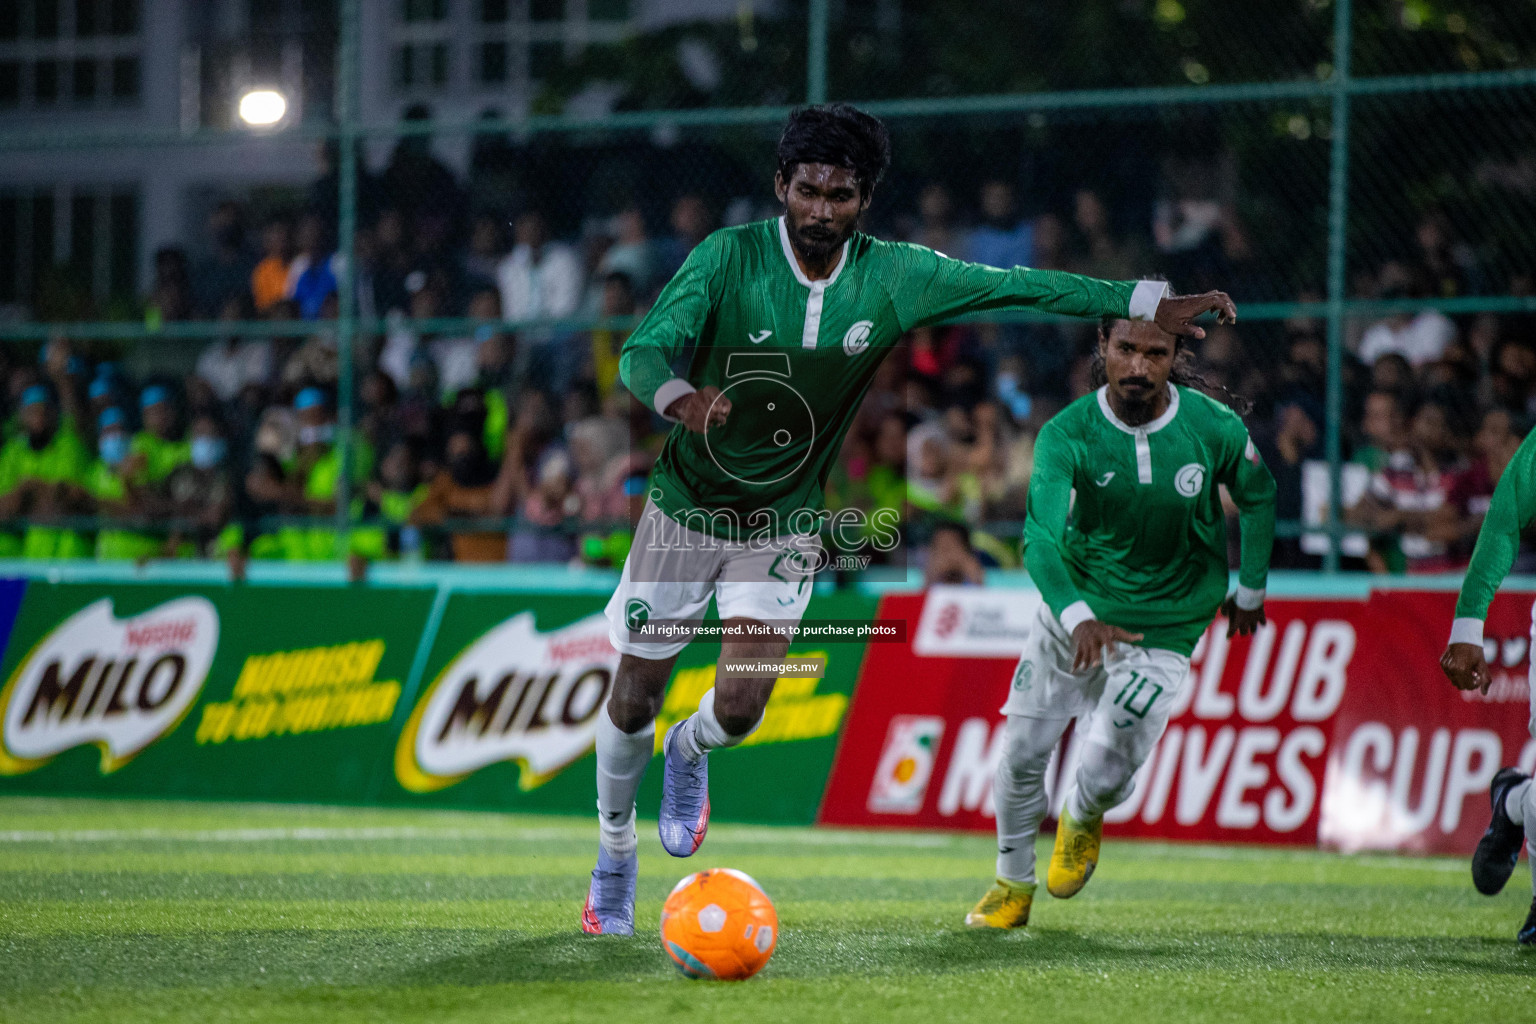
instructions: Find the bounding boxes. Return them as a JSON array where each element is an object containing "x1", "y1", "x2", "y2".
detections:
[{"x1": 3, "y1": 121, "x2": 1532, "y2": 578}]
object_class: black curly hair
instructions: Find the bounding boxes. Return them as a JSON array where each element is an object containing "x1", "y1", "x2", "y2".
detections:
[
  {"x1": 1090, "y1": 312, "x2": 1252, "y2": 416},
  {"x1": 776, "y1": 103, "x2": 892, "y2": 200}
]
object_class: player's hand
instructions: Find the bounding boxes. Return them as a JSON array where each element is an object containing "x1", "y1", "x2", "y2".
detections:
[
  {"x1": 666, "y1": 386, "x2": 731, "y2": 435},
  {"x1": 1221, "y1": 596, "x2": 1267, "y2": 638},
  {"x1": 1154, "y1": 290, "x2": 1237, "y2": 340},
  {"x1": 1071, "y1": 620, "x2": 1144, "y2": 671},
  {"x1": 1441, "y1": 641, "x2": 1491, "y2": 696}
]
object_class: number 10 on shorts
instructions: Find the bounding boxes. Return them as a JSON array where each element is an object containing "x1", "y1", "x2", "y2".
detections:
[{"x1": 1113, "y1": 671, "x2": 1163, "y2": 720}]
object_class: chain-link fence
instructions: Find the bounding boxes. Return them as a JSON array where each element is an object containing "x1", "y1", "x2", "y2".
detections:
[{"x1": 0, "y1": 0, "x2": 1531, "y2": 575}]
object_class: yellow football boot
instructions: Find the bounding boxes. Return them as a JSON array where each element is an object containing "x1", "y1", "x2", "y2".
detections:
[
  {"x1": 1047, "y1": 808, "x2": 1102, "y2": 899},
  {"x1": 964, "y1": 878, "x2": 1036, "y2": 929}
]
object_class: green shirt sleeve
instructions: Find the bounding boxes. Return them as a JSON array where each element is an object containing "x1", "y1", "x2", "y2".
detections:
[
  {"x1": 619, "y1": 231, "x2": 728, "y2": 416},
  {"x1": 1215, "y1": 413, "x2": 1277, "y2": 595},
  {"x1": 1022, "y1": 421, "x2": 1089, "y2": 624},
  {"x1": 884, "y1": 243, "x2": 1139, "y2": 332},
  {"x1": 1453, "y1": 429, "x2": 1536, "y2": 632}
]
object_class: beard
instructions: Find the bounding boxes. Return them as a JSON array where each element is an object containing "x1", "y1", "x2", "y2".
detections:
[
  {"x1": 1114, "y1": 377, "x2": 1161, "y2": 419},
  {"x1": 788, "y1": 213, "x2": 852, "y2": 264}
]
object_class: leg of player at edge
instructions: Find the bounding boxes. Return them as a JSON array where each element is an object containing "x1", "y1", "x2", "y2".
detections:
[
  {"x1": 582, "y1": 619, "x2": 787, "y2": 936},
  {"x1": 1469, "y1": 764, "x2": 1536, "y2": 943}
]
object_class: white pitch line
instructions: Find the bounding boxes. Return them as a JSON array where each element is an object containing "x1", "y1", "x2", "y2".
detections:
[
  {"x1": 0, "y1": 826, "x2": 1470, "y2": 867},
  {"x1": 0, "y1": 826, "x2": 573, "y2": 843},
  {"x1": 0, "y1": 825, "x2": 958, "y2": 849}
]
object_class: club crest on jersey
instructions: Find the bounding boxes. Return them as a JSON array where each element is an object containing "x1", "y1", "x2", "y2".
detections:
[
  {"x1": 0, "y1": 597, "x2": 220, "y2": 775},
  {"x1": 841, "y1": 320, "x2": 873, "y2": 356},
  {"x1": 1174, "y1": 463, "x2": 1206, "y2": 497},
  {"x1": 395, "y1": 611, "x2": 619, "y2": 793}
]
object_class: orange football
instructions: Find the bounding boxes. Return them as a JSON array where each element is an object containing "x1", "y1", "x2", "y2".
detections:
[{"x1": 659, "y1": 868, "x2": 778, "y2": 980}]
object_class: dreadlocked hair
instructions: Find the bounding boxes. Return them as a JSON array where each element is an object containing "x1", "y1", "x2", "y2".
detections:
[{"x1": 1090, "y1": 314, "x2": 1253, "y2": 417}]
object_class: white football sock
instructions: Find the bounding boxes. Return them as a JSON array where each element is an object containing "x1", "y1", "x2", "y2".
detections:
[
  {"x1": 1065, "y1": 741, "x2": 1140, "y2": 825},
  {"x1": 993, "y1": 714, "x2": 1070, "y2": 886},
  {"x1": 671, "y1": 688, "x2": 758, "y2": 764},
  {"x1": 595, "y1": 708, "x2": 654, "y2": 858},
  {"x1": 1507, "y1": 778, "x2": 1532, "y2": 827}
]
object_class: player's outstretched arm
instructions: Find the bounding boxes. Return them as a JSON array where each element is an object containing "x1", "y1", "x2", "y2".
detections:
[
  {"x1": 886, "y1": 244, "x2": 1236, "y2": 337},
  {"x1": 1153, "y1": 290, "x2": 1237, "y2": 341},
  {"x1": 619, "y1": 233, "x2": 727, "y2": 423},
  {"x1": 1442, "y1": 428, "x2": 1536, "y2": 689}
]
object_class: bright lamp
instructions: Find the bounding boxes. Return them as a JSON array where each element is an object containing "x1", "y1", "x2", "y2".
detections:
[{"x1": 238, "y1": 89, "x2": 288, "y2": 127}]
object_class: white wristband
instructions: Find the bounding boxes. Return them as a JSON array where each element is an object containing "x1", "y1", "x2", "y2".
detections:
[
  {"x1": 652, "y1": 378, "x2": 697, "y2": 421},
  {"x1": 1234, "y1": 585, "x2": 1265, "y2": 611},
  {"x1": 1128, "y1": 280, "x2": 1169, "y2": 322},
  {"x1": 1060, "y1": 600, "x2": 1096, "y2": 634},
  {"x1": 1448, "y1": 617, "x2": 1484, "y2": 647}
]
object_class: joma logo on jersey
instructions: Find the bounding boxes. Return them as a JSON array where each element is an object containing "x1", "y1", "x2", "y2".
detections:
[
  {"x1": 0, "y1": 597, "x2": 220, "y2": 775},
  {"x1": 395, "y1": 611, "x2": 620, "y2": 792}
]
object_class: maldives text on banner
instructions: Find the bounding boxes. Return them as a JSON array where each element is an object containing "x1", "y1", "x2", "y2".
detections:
[{"x1": 820, "y1": 585, "x2": 1536, "y2": 856}]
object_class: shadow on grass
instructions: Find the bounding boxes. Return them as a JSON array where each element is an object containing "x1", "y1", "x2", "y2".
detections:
[{"x1": 1, "y1": 925, "x2": 1529, "y2": 994}]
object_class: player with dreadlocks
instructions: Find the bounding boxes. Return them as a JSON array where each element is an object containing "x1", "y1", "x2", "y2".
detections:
[
  {"x1": 581, "y1": 102, "x2": 1240, "y2": 936},
  {"x1": 965, "y1": 310, "x2": 1276, "y2": 931}
]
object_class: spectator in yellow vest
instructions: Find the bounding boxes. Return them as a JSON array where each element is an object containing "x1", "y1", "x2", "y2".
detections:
[{"x1": 0, "y1": 385, "x2": 92, "y2": 558}]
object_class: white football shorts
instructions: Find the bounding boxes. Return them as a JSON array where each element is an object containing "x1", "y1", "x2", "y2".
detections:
[
  {"x1": 604, "y1": 498, "x2": 821, "y2": 659},
  {"x1": 1001, "y1": 600, "x2": 1193, "y2": 765}
]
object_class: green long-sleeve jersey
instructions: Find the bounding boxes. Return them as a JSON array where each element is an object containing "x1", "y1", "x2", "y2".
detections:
[
  {"x1": 620, "y1": 217, "x2": 1165, "y2": 539},
  {"x1": 1024, "y1": 385, "x2": 1277, "y2": 656},
  {"x1": 1449, "y1": 428, "x2": 1536, "y2": 645}
]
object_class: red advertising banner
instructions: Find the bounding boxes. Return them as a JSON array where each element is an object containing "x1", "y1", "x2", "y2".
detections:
[
  {"x1": 1321, "y1": 589, "x2": 1536, "y2": 855},
  {"x1": 820, "y1": 587, "x2": 1365, "y2": 847}
]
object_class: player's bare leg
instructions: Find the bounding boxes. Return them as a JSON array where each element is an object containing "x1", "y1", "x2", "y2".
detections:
[
  {"x1": 659, "y1": 617, "x2": 788, "y2": 857},
  {"x1": 583, "y1": 652, "x2": 678, "y2": 936}
]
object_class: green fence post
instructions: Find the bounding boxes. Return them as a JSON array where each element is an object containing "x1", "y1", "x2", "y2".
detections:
[
  {"x1": 334, "y1": 0, "x2": 360, "y2": 543},
  {"x1": 1323, "y1": 0, "x2": 1353, "y2": 574},
  {"x1": 808, "y1": 0, "x2": 829, "y2": 104}
]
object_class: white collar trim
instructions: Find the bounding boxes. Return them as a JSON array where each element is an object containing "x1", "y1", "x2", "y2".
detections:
[
  {"x1": 1096, "y1": 384, "x2": 1180, "y2": 434},
  {"x1": 777, "y1": 216, "x2": 849, "y2": 289}
]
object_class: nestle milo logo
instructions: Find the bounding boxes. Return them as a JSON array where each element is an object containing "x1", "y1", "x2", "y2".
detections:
[
  {"x1": 395, "y1": 610, "x2": 618, "y2": 792},
  {"x1": 0, "y1": 597, "x2": 220, "y2": 774}
]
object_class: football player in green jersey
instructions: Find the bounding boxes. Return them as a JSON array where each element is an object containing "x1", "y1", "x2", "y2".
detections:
[
  {"x1": 1441, "y1": 425, "x2": 1536, "y2": 944},
  {"x1": 965, "y1": 315, "x2": 1275, "y2": 930},
  {"x1": 583, "y1": 102, "x2": 1240, "y2": 936}
]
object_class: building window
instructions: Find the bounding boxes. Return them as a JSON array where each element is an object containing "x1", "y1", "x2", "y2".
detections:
[
  {"x1": 0, "y1": 186, "x2": 139, "y2": 314},
  {"x1": 464, "y1": 0, "x2": 632, "y2": 98},
  {"x1": 480, "y1": 40, "x2": 507, "y2": 83},
  {"x1": 0, "y1": 0, "x2": 142, "y2": 109},
  {"x1": 392, "y1": 0, "x2": 455, "y2": 94}
]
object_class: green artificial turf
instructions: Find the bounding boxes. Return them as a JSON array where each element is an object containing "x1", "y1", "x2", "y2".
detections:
[{"x1": 0, "y1": 797, "x2": 1531, "y2": 1023}]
